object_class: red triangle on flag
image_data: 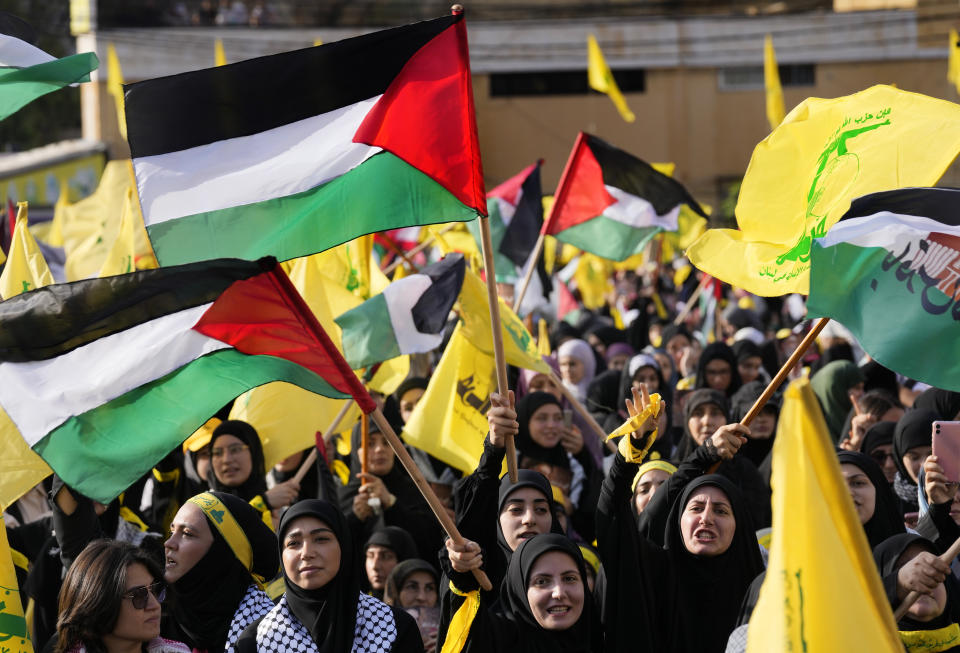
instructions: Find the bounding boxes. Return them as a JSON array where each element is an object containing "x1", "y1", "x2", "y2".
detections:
[
  {"x1": 488, "y1": 160, "x2": 540, "y2": 205},
  {"x1": 545, "y1": 133, "x2": 615, "y2": 235},
  {"x1": 557, "y1": 279, "x2": 579, "y2": 320}
]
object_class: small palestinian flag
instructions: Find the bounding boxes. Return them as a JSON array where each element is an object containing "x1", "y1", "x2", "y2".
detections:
[
  {"x1": 490, "y1": 161, "x2": 544, "y2": 268},
  {"x1": 124, "y1": 13, "x2": 485, "y2": 267},
  {"x1": 0, "y1": 11, "x2": 98, "y2": 122},
  {"x1": 807, "y1": 187, "x2": 960, "y2": 391},
  {"x1": 335, "y1": 253, "x2": 465, "y2": 369},
  {"x1": 0, "y1": 258, "x2": 375, "y2": 503},
  {"x1": 545, "y1": 132, "x2": 706, "y2": 261}
]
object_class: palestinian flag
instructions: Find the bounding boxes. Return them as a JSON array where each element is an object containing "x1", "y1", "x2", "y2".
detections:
[
  {"x1": 0, "y1": 11, "x2": 98, "y2": 121},
  {"x1": 335, "y1": 253, "x2": 465, "y2": 369},
  {"x1": 545, "y1": 132, "x2": 706, "y2": 262},
  {"x1": 124, "y1": 13, "x2": 486, "y2": 267},
  {"x1": 490, "y1": 161, "x2": 544, "y2": 268},
  {"x1": 807, "y1": 187, "x2": 960, "y2": 392},
  {"x1": 0, "y1": 258, "x2": 375, "y2": 503}
]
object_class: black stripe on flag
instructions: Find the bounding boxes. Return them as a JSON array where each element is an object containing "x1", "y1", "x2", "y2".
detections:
[
  {"x1": 412, "y1": 253, "x2": 465, "y2": 335},
  {"x1": 0, "y1": 11, "x2": 37, "y2": 46},
  {"x1": 124, "y1": 14, "x2": 460, "y2": 159},
  {"x1": 500, "y1": 163, "x2": 544, "y2": 268},
  {"x1": 585, "y1": 134, "x2": 707, "y2": 218},
  {"x1": 0, "y1": 258, "x2": 274, "y2": 363},
  {"x1": 840, "y1": 187, "x2": 960, "y2": 226}
]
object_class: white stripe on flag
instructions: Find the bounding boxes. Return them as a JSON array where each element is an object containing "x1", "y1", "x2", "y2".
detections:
[
  {"x1": 383, "y1": 274, "x2": 444, "y2": 354},
  {"x1": 815, "y1": 211, "x2": 960, "y2": 250},
  {"x1": 0, "y1": 303, "x2": 228, "y2": 446},
  {"x1": 0, "y1": 33, "x2": 55, "y2": 68},
  {"x1": 603, "y1": 185, "x2": 680, "y2": 231},
  {"x1": 134, "y1": 96, "x2": 383, "y2": 226}
]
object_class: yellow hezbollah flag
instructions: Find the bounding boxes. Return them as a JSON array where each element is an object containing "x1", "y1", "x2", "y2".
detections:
[
  {"x1": 764, "y1": 35, "x2": 785, "y2": 131},
  {"x1": 99, "y1": 187, "x2": 158, "y2": 277},
  {"x1": 746, "y1": 378, "x2": 901, "y2": 652},
  {"x1": 688, "y1": 85, "x2": 960, "y2": 296},
  {"x1": 949, "y1": 29, "x2": 960, "y2": 95},
  {"x1": 0, "y1": 208, "x2": 54, "y2": 299},
  {"x1": 587, "y1": 34, "x2": 635, "y2": 123},
  {"x1": 0, "y1": 406, "x2": 51, "y2": 514},
  {"x1": 106, "y1": 43, "x2": 126, "y2": 140},
  {"x1": 0, "y1": 514, "x2": 34, "y2": 653},
  {"x1": 573, "y1": 253, "x2": 613, "y2": 310},
  {"x1": 402, "y1": 325, "x2": 500, "y2": 475},
  {"x1": 214, "y1": 38, "x2": 227, "y2": 66}
]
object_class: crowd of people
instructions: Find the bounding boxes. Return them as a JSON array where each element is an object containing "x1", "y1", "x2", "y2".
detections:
[{"x1": 7, "y1": 261, "x2": 960, "y2": 653}]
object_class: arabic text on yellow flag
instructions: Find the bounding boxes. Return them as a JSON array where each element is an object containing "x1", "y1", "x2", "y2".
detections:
[
  {"x1": 764, "y1": 35, "x2": 786, "y2": 131},
  {"x1": 746, "y1": 378, "x2": 901, "y2": 652},
  {"x1": 402, "y1": 325, "x2": 500, "y2": 475},
  {"x1": 587, "y1": 34, "x2": 635, "y2": 123},
  {"x1": 949, "y1": 29, "x2": 960, "y2": 95},
  {"x1": 0, "y1": 210, "x2": 54, "y2": 300},
  {"x1": 106, "y1": 43, "x2": 126, "y2": 140},
  {"x1": 0, "y1": 514, "x2": 34, "y2": 653},
  {"x1": 687, "y1": 85, "x2": 960, "y2": 296},
  {"x1": 215, "y1": 38, "x2": 227, "y2": 66}
]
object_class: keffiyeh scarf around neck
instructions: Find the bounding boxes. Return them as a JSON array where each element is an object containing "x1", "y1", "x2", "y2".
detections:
[
  {"x1": 224, "y1": 584, "x2": 275, "y2": 653},
  {"x1": 255, "y1": 595, "x2": 397, "y2": 653}
]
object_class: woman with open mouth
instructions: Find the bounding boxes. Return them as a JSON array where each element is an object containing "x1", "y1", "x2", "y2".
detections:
[
  {"x1": 234, "y1": 499, "x2": 421, "y2": 653},
  {"x1": 162, "y1": 491, "x2": 278, "y2": 653}
]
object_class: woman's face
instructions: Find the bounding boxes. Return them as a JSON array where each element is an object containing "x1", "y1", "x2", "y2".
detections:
[
  {"x1": 903, "y1": 445, "x2": 932, "y2": 484},
  {"x1": 665, "y1": 335, "x2": 690, "y2": 368},
  {"x1": 631, "y1": 367, "x2": 660, "y2": 393},
  {"x1": 365, "y1": 545, "x2": 398, "y2": 592},
  {"x1": 529, "y1": 403, "x2": 564, "y2": 449},
  {"x1": 607, "y1": 354, "x2": 630, "y2": 372},
  {"x1": 633, "y1": 469, "x2": 670, "y2": 514},
  {"x1": 840, "y1": 463, "x2": 876, "y2": 525},
  {"x1": 738, "y1": 356, "x2": 763, "y2": 385},
  {"x1": 687, "y1": 402, "x2": 726, "y2": 445},
  {"x1": 359, "y1": 431, "x2": 395, "y2": 476},
  {"x1": 559, "y1": 356, "x2": 585, "y2": 385},
  {"x1": 399, "y1": 388, "x2": 426, "y2": 425},
  {"x1": 499, "y1": 487, "x2": 552, "y2": 551},
  {"x1": 525, "y1": 551, "x2": 584, "y2": 631},
  {"x1": 702, "y1": 358, "x2": 733, "y2": 392},
  {"x1": 680, "y1": 485, "x2": 736, "y2": 556},
  {"x1": 900, "y1": 544, "x2": 948, "y2": 622},
  {"x1": 211, "y1": 434, "x2": 253, "y2": 488},
  {"x1": 282, "y1": 515, "x2": 342, "y2": 591},
  {"x1": 528, "y1": 374, "x2": 563, "y2": 401},
  {"x1": 164, "y1": 502, "x2": 214, "y2": 583},
  {"x1": 749, "y1": 408, "x2": 777, "y2": 440},
  {"x1": 194, "y1": 445, "x2": 212, "y2": 482},
  {"x1": 108, "y1": 562, "x2": 162, "y2": 646},
  {"x1": 869, "y1": 444, "x2": 897, "y2": 484},
  {"x1": 398, "y1": 571, "x2": 438, "y2": 609},
  {"x1": 653, "y1": 352, "x2": 673, "y2": 380}
]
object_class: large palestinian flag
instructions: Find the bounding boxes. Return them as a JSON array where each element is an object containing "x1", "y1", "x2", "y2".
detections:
[
  {"x1": 0, "y1": 11, "x2": 98, "y2": 121},
  {"x1": 807, "y1": 187, "x2": 960, "y2": 392},
  {"x1": 0, "y1": 258, "x2": 375, "y2": 502},
  {"x1": 545, "y1": 132, "x2": 705, "y2": 262},
  {"x1": 124, "y1": 13, "x2": 485, "y2": 267}
]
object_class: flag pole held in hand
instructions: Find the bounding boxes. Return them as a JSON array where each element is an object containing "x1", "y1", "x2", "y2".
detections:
[{"x1": 894, "y1": 535, "x2": 960, "y2": 620}]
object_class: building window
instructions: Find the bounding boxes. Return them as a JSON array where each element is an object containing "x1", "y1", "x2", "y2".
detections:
[
  {"x1": 490, "y1": 69, "x2": 645, "y2": 97},
  {"x1": 717, "y1": 64, "x2": 815, "y2": 91}
]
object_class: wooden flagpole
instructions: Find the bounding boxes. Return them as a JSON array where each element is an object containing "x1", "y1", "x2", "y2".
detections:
[
  {"x1": 360, "y1": 412, "x2": 370, "y2": 484},
  {"x1": 512, "y1": 232, "x2": 546, "y2": 313},
  {"x1": 550, "y1": 371, "x2": 617, "y2": 454},
  {"x1": 292, "y1": 399, "x2": 354, "y2": 484},
  {"x1": 377, "y1": 232, "x2": 420, "y2": 274},
  {"x1": 673, "y1": 274, "x2": 710, "y2": 326},
  {"x1": 382, "y1": 224, "x2": 458, "y2": 276}
]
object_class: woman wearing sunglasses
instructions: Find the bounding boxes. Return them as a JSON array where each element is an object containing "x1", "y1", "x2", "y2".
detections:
[{"x1": 55, "y1": 539, "x2": 190, "y2": 653}]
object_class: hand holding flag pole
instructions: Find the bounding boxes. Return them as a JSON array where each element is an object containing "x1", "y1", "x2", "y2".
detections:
[{"x1": 894, "y1": 535, "x2": 960, "y2": 620}]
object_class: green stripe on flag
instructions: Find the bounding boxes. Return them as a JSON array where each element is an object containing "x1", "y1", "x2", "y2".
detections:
[
  {"x1": 147, "y1": 152, "x2": 478, "y2": 266},
  {"x1": 336, "y1": 292, "x2": 402, "y2": 369},
  {"x1": 555, "y1": 214, "x2": 661, "y2": 262},
  {"x1": 34, "y1": 349, "x2": 348, "y2": 503},
  {"x1": 0, "y1": 52, "x2": 98, "y2": 121}
]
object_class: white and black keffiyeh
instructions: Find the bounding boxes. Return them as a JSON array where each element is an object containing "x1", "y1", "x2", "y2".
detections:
[
  {"x1": 225, "y1": 584, "x2": 276, "y2": 653},
  {"x1": 256, "y1": 594, "x2": 397, "y2": 653}
]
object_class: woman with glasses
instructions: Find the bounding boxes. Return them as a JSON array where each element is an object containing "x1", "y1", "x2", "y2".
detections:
[
  {"x1": 693, "y1": 342, "x2": 742, "y2": 398},
  {"x1": 55, "y1": 539, "x2": 190, "y2": 653}
]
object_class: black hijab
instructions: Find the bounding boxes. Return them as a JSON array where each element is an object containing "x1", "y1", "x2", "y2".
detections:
[
  {"x1": 663, "y1": 475, "x2": 764, "y2": 653},
  {"x1": 694, "y1": 342, "x2": 742, "y2": 397},
  {"x1": 515, "y1": 392, "x2": 569, "y2": 470},
  {"x1": 860, "y1": 421, "x2": 896, "y2": 458},
  {"x1": 496, "y1": 470, "x2": 564, "y2": 556},
  {"x1": 836, "y1": 451, "x2": 905, "y2": 548},
  {"x1": 860, "y1": 360, "x2": 900, "y2": 398},
  {"x1": 500, "y1": 534, "x2": 602, "y2": 653},
  {"x1": 894, "y1": 409, "x2": 938, "y2": 480},
  {"x1": 278, "y1": 500, "x2": 359, "y2": 653},
  {"x1": 383, "y1": 559, "x2": 438, "y2": 608},
  {"x1": 207, "y1": 420, "x2": 268, "y2": 502},
  {"x1": 363, "y1": 526, "x2": 417, "y2": 562},
  {"x1": 914, "y1": 388, "x2": 960, "y2": 421},
  {"x1": 730, "y1": 380, "x2": 780, "y2": 467},
  {"x1": 171, "y1": 492, "x2": 278, "y2": 652},
  {"x1": 675, "y1": 389, "x2": 730, "y2": 462}
]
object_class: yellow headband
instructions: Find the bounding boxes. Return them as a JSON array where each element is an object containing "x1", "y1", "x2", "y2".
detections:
[
  {"x1": 188, "y1": 493, "x2": 253, "y2": 574},
  {"x1": 631, "y1": 459, "x2": 678, "y2": 493},
  {"x1": 579, "y1": 545, "x2": 601, "y2": 574}
]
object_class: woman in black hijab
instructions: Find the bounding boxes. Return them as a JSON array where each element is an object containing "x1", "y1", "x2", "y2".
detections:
[
  {"x1": 893, "y1": 409, "x2": 939, "y2": 514},
  {"x1": 236, "y1": 499, "x2": 420, "y2": 653},
  {"x1": 603, "y1": 354, "x2": 674, "y2": 460},
  {"x1": 361, "y1": 526, "x2": 418, "y2": 599},
  {"x1": 836, "y1": 451, "x2": 905, "y2": 548},
  {"x1": 694, "y1": 342, "x2": 742, "y2": 397},
  {"x1": 441, "y1": 533, "x2": 601, "y2": 653},
  {"x1": 859, "y1": 421, "x2": 898, "y2": 484},
  {"x1": 163, "y1": 491, "x2": 279, "y2": 653},
  {"x1": 914, "y1": 388, "x2": 960, "y2": 421}
]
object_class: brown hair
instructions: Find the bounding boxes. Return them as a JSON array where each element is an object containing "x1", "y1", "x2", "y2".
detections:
[{"x1": 55, "y1": 539, "x2": 163, "y2": 653}]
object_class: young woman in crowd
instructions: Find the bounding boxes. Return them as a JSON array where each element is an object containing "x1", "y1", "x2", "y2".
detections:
[
  {"x1": 361, "y1": 527, "x2": 417, "y2": 599},
  {"x1": 836, "y1": 451, "x2": 905, "y2": 548},
  {"x1": 694, "y1": 342, "x2": 742, "y2": 397}
]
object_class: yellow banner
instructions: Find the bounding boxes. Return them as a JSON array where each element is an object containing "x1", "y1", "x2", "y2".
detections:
[
  {"x1": 0, "y1": 515, "x2": 33, "y2": 653},
  {"x1": 0, "y1": 211, "x2": 54, "y2": 299},
  {"x1": 764, "y1": 35, "x2": 786, "y2": 131}
]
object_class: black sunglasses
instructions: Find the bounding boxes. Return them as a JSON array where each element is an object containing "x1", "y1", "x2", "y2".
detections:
[{"x1": 122, "y1": 581, "x2": 166, "y2": 610}]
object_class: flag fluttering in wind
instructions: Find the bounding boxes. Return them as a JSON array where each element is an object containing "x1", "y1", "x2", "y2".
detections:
[
  {"x1": 948, "y1": 29, "x2": 960, "y2": 95},
  {"x1": 0, "y1": 257, "x2": 374, "y2": 504},
  {"x1": 0, "y1": 207, "x2": 53, "y2": 299},
  {"x1": 763, "y1": 35, "x2": 785, "y2": 130},
  {"x1": 336, "y1": 254, "x2": 466, "y2": 369},
  {"x1": 808, "y1": 187, "x2": 960, "y2": 392},
  {"x1": 747, "y1": 378, "x2": 901, "y2": 652},
  {"x1": 0, "y1": 11, "x2": 97, "y2": 122},
  {"x1": 214, "y1": 38, "x2": 227, "y2": 66},
  {"x1": 106, "y1": 43, "x2": 126, "y2": 139},
  {"x1": 124, "y1": 13, "x2": 486, "y2": 266},
  {"x1": 545, "y1": 132, "x2": 706, "y2": 262},
  {"x1": 0, "y1": 515, "x2": 33, "y2": 653},
  {"x1": 587, "y1": 34, "x2": 635, "y2": 123},
  {"x1": 687, "y1": 85, "x2": 960, "y2": 296}
]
